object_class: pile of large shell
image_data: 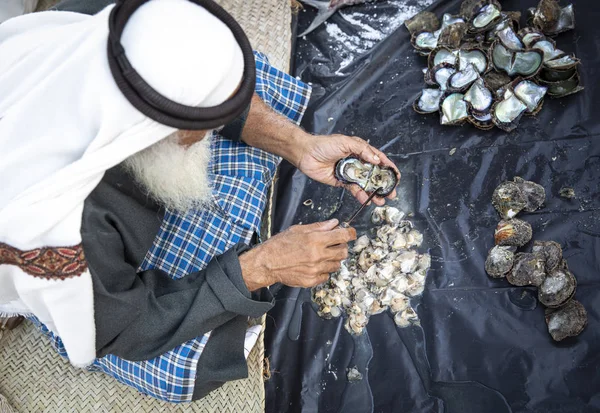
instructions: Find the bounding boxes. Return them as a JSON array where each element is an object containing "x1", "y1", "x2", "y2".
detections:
[
  {"x1": 486, "y1": 177, "x2": 587, "y2": 341},
  {"x1": 312, "y1": 206, "x2": 430, "y2": 335},
  {"x1": 406, "y1": 0, "x2": 583, "y2": 131}
]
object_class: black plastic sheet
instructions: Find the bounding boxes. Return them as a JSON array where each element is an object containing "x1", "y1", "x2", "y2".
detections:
[{"x1": 265, "y1": 1, "x2": 600, "y2": 412}]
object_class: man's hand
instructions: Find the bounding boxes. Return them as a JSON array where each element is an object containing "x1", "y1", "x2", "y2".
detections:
[
  {"x1": 240, "y1": 95, "x2": 399, "y2": 205},
  {"x1": 296, "y1": 134, "x2": 400, "y2": 206},
  {"x1": 239, "y1": 219, "x2": 356, "y2": 291}
]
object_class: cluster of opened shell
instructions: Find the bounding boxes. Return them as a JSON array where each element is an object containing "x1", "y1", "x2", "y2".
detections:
[
  {"x1": 312, "y1": 206, "x2": 430, "y2": 335},
  {"x1": 486, "y1": 177, "x2": 587, "y2": 341},
  {"x1": 406, "y1": 0, "x2": 583, "y2": 131}
]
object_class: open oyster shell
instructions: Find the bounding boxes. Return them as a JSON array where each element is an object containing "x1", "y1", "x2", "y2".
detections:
[
  {"x1": 464, "y1": 78, "x2": 493, "y2": 112},
  {"x1": 469, "y1": 1, "x2": 502, "y2": 33},
  {"x1": 494, "y1": 218, "x2": 532, "y2": 247},
  {"x1": 507, "y1": 252, "x2": 546, "y2": 286},
  {"x1": 486, "y1": 12, "x2": 520, "y2": 43},
  {"x1": 412, "y1": 30, "x2": 441, "y2": 54},
  {"x1": 345, "y1": 304, "x2": 369, "y2": 335},
  {"x1": 352, "y1": 234, "x2": 371, "y2": 253},
  {"x1": 518, "y1": 27, "x2": 545, "y2": 48},
  {"x1": 371, "y1": 206, "x2": 405, "y2": 227},
  {"x1": 411, "y1": 14, "x2": 467, "y2": 54},
  {"x1": 538, "y1": 260, "x2": 576, "y2": 308},
  {"x1": 394, "y1": 307, "x2": 419, "y2": 327},
  {"x1": 491, "y1": 40, "x2": 543, "y2": 78},
  {"x1": 544, "y1": 54, "x2": 580, "y2": 70},
  {"x1": 335, "y1": 157, "x2": 398, "y2": 197},
  {"x1": 485, "y1": 245, "x2": 516, "y2": 278},
  {"x1": 428, "y1": 47, "x2": 489, "y2": 75},
  {"x1": 539, "y1": 65, "x2": 576, "y2": 82},
  {"x1": 551, "y1": 3, "x2": 575, "y2": 35},
  {"x1": 497, "y1": 27, "x2": 523, "y2": 50},
  {"x1": 491, "y1": 91, "x2": 528, "y2": 132},
  {"x1": 440, "y1": 93, "x2": 468, "y2": 125},
  {"x1": 468, "y1": 109, "x2": 494, "y2": 130},
  {"x1": 531, "y1": 38, "x2": 565, "y2": 62},
  {"x1": 545, "y1": 299, "x2": 587, "y2": 341},
  {"x1": 448, "y1": 63, "x2": 480, "y2": 92},
  {"x1": 414, "y1": 88, "x2": 444, "y2": 113},
  {"x1": 442, "y1": 13, "x2": 467, "y2": 27},
  {"x1": 458, "y1": 48, "x2": 489, "y2": 74},
  {"x1": 538, "y1": 70, "x2": 584, "y2": 98},
  {"x1": 429, "y1": 47, "x2": 458, "y2": 68},
  {"x1": 512, "y1": 79, "x2": 547, "y2": 115},
  {"x1": 425, "y1": 63, "x2": 457, "y2": 91}
]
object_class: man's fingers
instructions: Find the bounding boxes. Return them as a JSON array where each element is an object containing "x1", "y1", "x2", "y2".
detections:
[
  {"x1": 315, "y1": 226, "x2": 356, "y2": 248},
  {"x1": 347, "y1": 135, "x2": 400, "y2": 178},
  {"x1": 346, "y1": 136, "x2": 398, "y2": 179},
  {"x1": 346, "y1": 185, "x2": 369, "y2": 204},
  {"x1": 306, "y1": 273, "x2": 330, "y2": 287},
  {"x1": 298, "y1": 218, "x2": 339, "y2": 232},
  {"x1": 321, "y1": 260, "x2": 343, "y2": 274},
  {"x1": 374, "y1": 148, "x2": 399, "y2": 173},
  {"x1": 324, "y1": 244, "x2": 350, "y2": 261},
  {"x1": 344, "y1": 136, "x2": 381, "y2": 165},
  {"x1": 346, "y1": 184, "x2": 387, "y2": 206},
  {"x1": 372, "y1": 195, "x2": 386, "y2": 206}
]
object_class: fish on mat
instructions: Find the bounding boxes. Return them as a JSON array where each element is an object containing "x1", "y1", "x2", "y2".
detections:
[{"x1": 298, "y1": 0, "x2": 377, "y2": 37}]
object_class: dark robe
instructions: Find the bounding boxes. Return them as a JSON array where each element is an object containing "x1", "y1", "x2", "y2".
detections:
[{"x1": 82, "y1": 166, "x2": 274, "y2": 399}]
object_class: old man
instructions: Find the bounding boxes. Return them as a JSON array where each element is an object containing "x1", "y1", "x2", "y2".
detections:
[{"x1": 0, "y1": 0, "x2": 397, "y2": 402}]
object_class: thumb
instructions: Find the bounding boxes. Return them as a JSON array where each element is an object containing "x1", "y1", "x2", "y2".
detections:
[{"x1": 302, "y1": 218, "x2": 339, "y2": 232}]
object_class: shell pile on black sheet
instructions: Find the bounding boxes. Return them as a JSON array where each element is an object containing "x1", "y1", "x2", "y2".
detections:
[
  {"x1": 406, "y1": 0, "x2": 583, "y2": 131},
  {"x1": 485, "y1": 177, "x2": 587, "y2": 341}
]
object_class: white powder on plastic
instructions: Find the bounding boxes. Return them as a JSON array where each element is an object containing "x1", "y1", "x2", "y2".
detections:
[{"x1": 322, "y1": 0, "x2": 435, "y2": 74}]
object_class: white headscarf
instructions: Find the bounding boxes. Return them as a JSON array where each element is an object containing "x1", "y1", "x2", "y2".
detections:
[
  {"x1": 0, "y1": 0, "x2": 39, "y2": 24},
  {"x1": 0, "y1": 0, "x2": 244, "y2": 367}
]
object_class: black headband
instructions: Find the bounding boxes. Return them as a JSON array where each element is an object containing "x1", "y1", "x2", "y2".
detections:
[{"x1": 107, "y1": 0, "x2": 255, "y2": 130}]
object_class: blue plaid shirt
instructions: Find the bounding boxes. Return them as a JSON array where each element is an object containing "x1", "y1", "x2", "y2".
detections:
[{"x1": 31, "y1": 52, "x2": 311, "y2": 403}]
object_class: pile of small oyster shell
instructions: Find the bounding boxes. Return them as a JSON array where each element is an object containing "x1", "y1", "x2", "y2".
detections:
[
  {"x1": 486, "y1": 177, "x2": 587, "y2": 341},
  {"x1": 406, "y1": 0, "x2": 583, "y2": 131},
  {"x1": 312, "y1": 206, "x2": 430, "y2": 335}
]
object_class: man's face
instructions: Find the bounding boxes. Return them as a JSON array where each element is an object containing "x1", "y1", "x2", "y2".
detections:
[
  {"x1": 174, "y1": 84, "x2": 242, "y2": 147},
  {"x1": 177, "y1": 129, "x2": 209, "y2": 147}
]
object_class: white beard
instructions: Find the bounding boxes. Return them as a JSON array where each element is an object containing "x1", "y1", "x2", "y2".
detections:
[{"x1": 123, "y1": 131, "x2": 213, "y2": 212}]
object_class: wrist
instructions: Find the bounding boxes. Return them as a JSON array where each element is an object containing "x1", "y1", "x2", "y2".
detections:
[
  {"x1": 239, "y1": 247, "x2": 273, "y2": 291},
  {"x1": 289, "y1": 129, "x2": 314, "y2": 169}
]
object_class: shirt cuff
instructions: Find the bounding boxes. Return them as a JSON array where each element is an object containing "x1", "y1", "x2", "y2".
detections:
[{"x1": 206, "y1": 244, "x2": 274, "y2": 318}]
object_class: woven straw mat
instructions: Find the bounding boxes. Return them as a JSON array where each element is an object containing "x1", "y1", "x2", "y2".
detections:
[
  {"x1": 0, "y1": 1, "x2": 292, "y2": 412},
  {"x1": 35, "y1": 0, "x2": 291, "y2": 71}
]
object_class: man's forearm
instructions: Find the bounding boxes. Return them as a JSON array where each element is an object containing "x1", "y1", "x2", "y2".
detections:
[{"x1": 241, "y1": 94, "x2": 311, "y2": 167}]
